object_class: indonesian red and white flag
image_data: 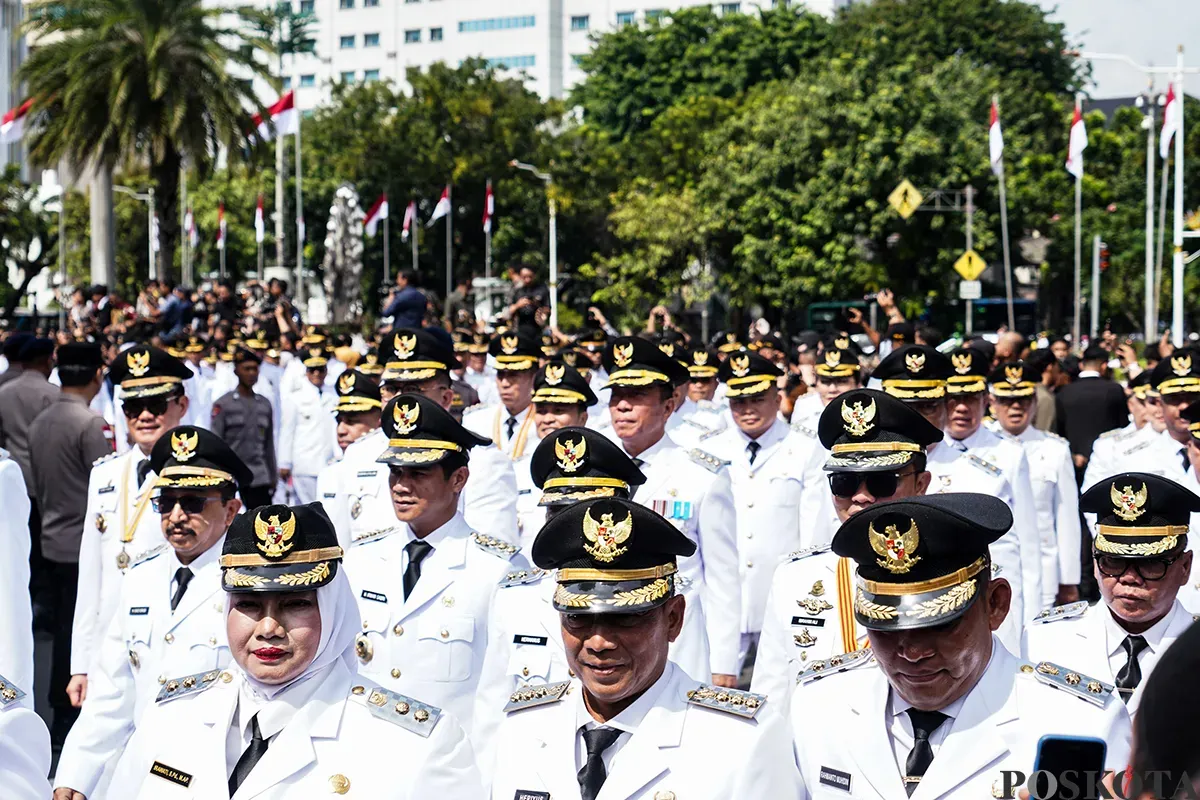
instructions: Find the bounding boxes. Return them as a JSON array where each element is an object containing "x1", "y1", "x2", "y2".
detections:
[
  {"x1": 989, "y1": 100, "x2": 1005, "y2": 177},
  {"x1": 426, "y1": 186, "x2": 450, "y2": 227},
  {"x1": 185, "y1": 208, "x2": 198, "y2": 249},
  {"x1": 254, "y1": 194, "x2": 265, "y2": 244},
  {"x1": 1066, "y1": 104, "x2": 1087, "y2": 179},
  {"x1": 364, "y1": 193, "x2": 389, "y2": 238},
  {"x1": 483, "y1": 179, "x2": 495, "y2": 233},
  {"x1": 0, "y1": 98, "x2": 33, "y2": 144},
  {"x1": 252, "y1": 91, "x2": 297, "y2": 141},
  {"x1": 216, "y1": 202, "x2": 226, "y2": 251},
  {"x1": 401, "y1": 200, "x2": 416, "y2": 242},
  {"x1": 1160, "y1": 83, "x2": 1181, "y2": 160}
]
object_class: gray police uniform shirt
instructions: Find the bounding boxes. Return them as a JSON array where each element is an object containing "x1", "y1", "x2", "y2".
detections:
[
  {"x1": 0, "y1": 369, "x2": 60, "y2": 493},
  {"x1": 210, "y1": 389, "x2": 276, "y2": 488}
]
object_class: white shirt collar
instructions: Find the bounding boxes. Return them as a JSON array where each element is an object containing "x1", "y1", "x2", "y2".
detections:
[
  {"x1": 1103, "y1": 599, "x2": 1183, "y2": 659},
  {"x1": 737, "y1": 416, "x2": 788, "y2": 448},
  {"x1": 575, "y1": 662, "x2": 676, "y2": 734},
  {"x1": 403, "y1": 512, "x2": 461, "y2": 548},
  {"x1": 1078, "y1": 370, "x2": 1101, "y2": 379},
  {"x1": 618, "y1": 431, "x2": 674, "y2": 463},
  {"x1": 168, "y1": 533, "x2": 225, "y2": 581}
]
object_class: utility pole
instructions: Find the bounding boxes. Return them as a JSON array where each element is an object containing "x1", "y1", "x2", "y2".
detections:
[{"x1": 965, "y1": 185, "x2": 975, "y2": 336}]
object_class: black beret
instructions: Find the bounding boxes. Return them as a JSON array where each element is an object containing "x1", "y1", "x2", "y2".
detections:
[
  {"x1": 530, "y1": 427, "x2": 646, "y2": 506},
  {"x1": 220, "y1": 503, "x2": 342, "y2": 592}
]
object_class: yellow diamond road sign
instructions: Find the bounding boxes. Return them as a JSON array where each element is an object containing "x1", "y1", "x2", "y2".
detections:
[
  {"x1": 954, "y1": 250, "x2": 987, "y2": 281},
  {"x1": 888, "y1": 180, "x2": 924, "y2": 220}
]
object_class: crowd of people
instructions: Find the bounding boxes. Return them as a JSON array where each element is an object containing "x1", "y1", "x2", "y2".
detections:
[{"x1": 0, "y1": 275, "x2": 1198, "y2": 799}]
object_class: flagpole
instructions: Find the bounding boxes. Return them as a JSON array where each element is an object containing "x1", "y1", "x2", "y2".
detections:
[
  {"x1": 295, "y1": 111, "x2": 305, "y2": 311},
  {"x1": 994, "y1": 96, "x2": 1015, "y2": 331},
  {"x1": 1155, "y1": 141, "x2": 1170, "y2": 328},
  {"x1": 383, "y1": 209, "x2": 391, "y2": 285},
  {"x1": 1171, "y1": 48, "x2": 1186, "y2": 346},
  {"x1": 1144, "y1": 84, "x2": 1157, "y2": 340},
  {"x1": 1072, "y1": 94, "x2": 1083, "y2": 350},
  {"x1": 276, "y1": 128, "x2": 285, "y2": 274},
  {"x1": 444, "y1": 185, "x2": 453, "y2": 323},
  {"x1": 219, "y1": 202, "x2": 227, "y2": 280},
  {"x1": 180, "y1": 170, "x2": 189, "y2": 286}
]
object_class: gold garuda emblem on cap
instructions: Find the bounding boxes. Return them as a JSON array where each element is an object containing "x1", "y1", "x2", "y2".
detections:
[
  {"x1": 394, "y1": 334, "x2": 417, "y2": 360},
  {"x1": 127, "y1": 350, "x2": 150, "y2": 378},
  {"x1": 365, "y1": 353, "x2": 378, "y2": 366},
  {"x1": 501, "y1": 336, "x2": 519, "y2": 355},
  {"x1": 545, "y1": 364, "x2": 565, "y2": 386},
  {"x1": 1172, "y1": 354, "x2": 1192, "y2": 377},
  {"x1": 555, "y1": 436, "x2": 587, "y2": 473},
  {"x1": 658, "y1": 343, "x2": 675, "y2": 357},
  {"x1": 825, "y1": 351, "x2": 844, "y2": 368},
  {"x1": 835, "y1": 336, "x2": 850, "y2": 350},
  {"x1": 693, "y1": 351, "x2": 709, "y2": 367},
  {"x1": 1005, "y1": 365, "x2": 1023, "y2": 385},
  {"x1": 255, "y1": 511, "x2": 296, "y2": 559},
  {"x1": 170, "y1": 430, "x2": 199, "y2": 462},
  {"x1": 952, "y1": 352, "x2": 972, "y2": 375},
  {"x1": 562, "y1": 351, "x2": 578, "y2": 367},
  {"x1": 905, "y1": 351, "x2": 925, "y2": 373},
  {"x1": 613, "y1": 343, "x2": 634, "y2": 368},
  {"x1": 842, "y1": 398, "x2": 876, "y2": 437},
  {"x1": 338, "y1": 372, "x2": 355, "y2": 394},
  {"x1": 583, "y1": 507, "x2": 633, "y2": 563},
  {"x1": 1111, "y1": 482, "x2": 1148, "y2": 522},
  {"x1": 731, "y1": 355, "x2": 751, "y2": 377},
  {"x1": 869, "y1": 518, "x2": 921, "y2": 574},
  {"x1": 393, "y1": 402, "x2": 420, "y2": 435}
]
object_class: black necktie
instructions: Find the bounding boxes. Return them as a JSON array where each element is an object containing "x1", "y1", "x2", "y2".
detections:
[
  {"x1": 578, "y1": 726, "x2": 622, "y2": 800},
  {"x1": 505, "y1": 416, "x2": 518, "y2": 441},
  {"x1": 228, "y1": 714, "x2": 268, "y2": 795},
  {"x1": 403, "y1": 540, "x2": 434, "y2": 600},
  {"x1": 170, "y1": 567, "x2": 193, "y2": 611},
  {"x1": 747, "y1": 441, "x2": 761, "y2": 465},
  {"x1": 904, "y1": 709, "x2": 949, "y2": 796},
  {"x1": 137, "y1": 458, "x2": 152, "y2": 486},
  {"x1": 629, "y1": 458, "x2": 646, "y2": 499},
  {"x1": 1181, "y1": 448, "x2": 1190, "y2": 474},
  {"x1": 1116, "y1": 634, "x2": 1149, "y2": 703}
]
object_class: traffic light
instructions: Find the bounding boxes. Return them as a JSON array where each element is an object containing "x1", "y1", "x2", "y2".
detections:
[{"x1": 1100, "y1": 243, "x2": 1110, "y2": 272}]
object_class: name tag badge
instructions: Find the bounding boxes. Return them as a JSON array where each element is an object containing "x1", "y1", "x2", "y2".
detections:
[
  {"x1": 514, "y1": 792, "x2": 551, "y2": 800},
  {"x1": 356, "y1": 470, "x2": 378, "y2": 479},
  {"x1": 129, "y1": 606, "x2": 150, "y2": 616},
  {"x1": 150, "y1": 761, "x2": 194, "y2": 788},
  {"x1": 323, "y1": 492, "x2": 337, "y2": 499},
  {"x1": 790, "y1": 616, "x2": 825, "y2": 628},
  {"x1": 513, "y1": 635, "x2": 548, "y2": 646},
  {"x1": 517, "y1": 489, "x2": 531, "y2": 496},
  {"x1": 360, "y1": 590, "x2": 388, "y2": 604},
  {"x1": 819, "y1": 766, "x2": 852, "y2": 793},
  {"x1": 98, "y1": 484, "x2": 116, "y2": 495}
]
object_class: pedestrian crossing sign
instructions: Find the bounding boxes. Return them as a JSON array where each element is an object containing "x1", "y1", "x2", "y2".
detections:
[
  {"x1": 888, "y1": 180, "x2": 924, "y2": 220},
  {"x1": 954, "y1": 250, "x2": 987, "y2": 281}
]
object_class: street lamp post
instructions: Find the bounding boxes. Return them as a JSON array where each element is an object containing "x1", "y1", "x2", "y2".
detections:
[
  {"x1": 113, "y1": 184, "x2": 156, "y2": 280},
  {"x1": 510, "y1": 160, "x2": 558, "y2": 329}
]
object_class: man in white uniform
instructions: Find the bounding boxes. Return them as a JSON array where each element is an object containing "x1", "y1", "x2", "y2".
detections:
[
  {"x1": 462, "y1": 331, "x2": 542, "y2": 459},
  {"x1": 316, "y1": 369, "x2": 382, "y2": 540},
  {"x1": 278, "y1": 346, "x2": 339, "y2": 504}
]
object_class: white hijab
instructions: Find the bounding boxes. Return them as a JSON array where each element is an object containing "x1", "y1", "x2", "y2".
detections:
[{"x1": 225, "y1": 566, "x2": 359, "y2": 702}]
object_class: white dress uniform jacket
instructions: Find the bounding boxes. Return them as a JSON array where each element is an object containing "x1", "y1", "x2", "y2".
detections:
[
  {"x1": 1022, "y1": 599, "x2": 1196, "y2": 718},
  {"x1": 0, "y1": 689, "x2": 52, "y2": 800},
  {"x1": 72, "y1": 447, "x2": 165, "y2": 674},
  {"x1": 790, "y1": 638, "x2": 1132, "y2": 800},
  {"x1": 610, "y1": 432, "x2": 742, "y2": 676},
  {"x1": 464, "y1": 366, "x2": 500, "y2": 408},
  {"x1": 343, "y1": 514, "x2": 522, "y2": 730},
  {"x1": 107, "y1": 660, "x2": 484, "y2": 800},
  {"x1": 0, "y1": 454, "x2": 33, "y2": 699},
  {"x1": 329, "y1": 427, "x2": 520, "y2": 549},
  {"x1": 489, "y1": 662, "x2": 801, "y2": 800},
  {"x1": 1081, "y1": 425, "x2": 1147, "y2": 490},
  {"x1": 55, "y1": 541, "x2": 232, "y2": 797},
  {"x1": 665, "y1": 397, "x2": 728, "y2": 451},
  {"x1": 944, "y1": 427, "x2": 1043, "y2": 619},
  {"x1": 462, "y1": 403, "x2": 541, "y2": 459},
  {"x1": 511, "y1": 451, "x2": 543, "y2": 552},
  {"x1": 278, "y1": 379, "x2": 338, "y2": 504},
  {"x1": 704, "y1": 418, "x2": 817, "y2": 635}
]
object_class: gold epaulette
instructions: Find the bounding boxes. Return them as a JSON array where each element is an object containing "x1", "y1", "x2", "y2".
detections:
[
  {"x1": 499, "y1": 568, "x2": 546, "y2": 588},
  {"x1": 156, "y1": 670, "x2": 228, "y2": 703},
  {"x1": 472, "y1": 532, "x2": 521, "y2": 559},
  {"x1": 1031, "y1": 600, "x2": 1089, "y2": 625},
  {"x1": 0, "y1": 674, "x2": 26, "y2": 706},
  {"x1": 504, "y1": 680, "x2": 571, "y2": 713},
  {"x1": 688, "y1": 448, "x2": 730, "y2": 474},
  {"x1": 352, "y1": 684, "x2": 442, "y2": 737},
  {"x1": 796, "y1": 648, "x2": 876, "y2": 686},
  {"x1": 686, "y1": 684, "x2": 765, "y2": 719},
  {"x1": 1021, "y1": 661, "x2": 1114, "y2": 707}
]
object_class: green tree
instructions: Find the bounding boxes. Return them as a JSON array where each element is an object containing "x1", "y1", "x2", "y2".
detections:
[
  {"x1": 21, "y1": 0, "x2": 274, "y2": 281},
  {"x1": 0, "y1": 166, "x2": 60, "y2": 318}
]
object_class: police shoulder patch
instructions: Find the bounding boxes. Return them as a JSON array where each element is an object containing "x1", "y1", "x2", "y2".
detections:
[
  {"x1": 686, "y1": 684, "x2": 765, "y2": 719},
  {"x1": 472, "y1": 532, "x2": 521, "y2": 559},
  {"x1": 504, "y1": 680, "x2": 571, "y2": 713},
  {"x1": 688, "y1": 448, "x2": 729, "y2": 473},
  {"x1": 1031, "y1": 600, "x2": 1089, "y2": 625},
  {"x1": 785, "y1": 546, "x2": 831, "y2": 563},
  {"x1": 1022, "y1": 661, "x2": 1114, "y2": 707},
  {"x1": 353, "y1": 685, "x2": 442, "y2": 737},
  {"x1": 156, "y1": 670, "x2": 226, "y2": 704},
  {"x1": 130, "y1": 542, "x2": 168, "y2": 569},
  {"x1": 351, "y1": 526, "x2": 399, "y2": 546},
  {"x1": 499, "y1": 568, "x2": 547, "y2": 589},
  {"x1": 0, "y1": 673, "x2": 26, "y2": 706},
  {"x1": 797, "y1": 648, "x2": 876, "y2": 686},
  {"x1": 965, "y1": 453, "x2": 1001, "y2": 476},
  {"x1": 92, "y1": 450, "x2": 121, "y2": 468}
]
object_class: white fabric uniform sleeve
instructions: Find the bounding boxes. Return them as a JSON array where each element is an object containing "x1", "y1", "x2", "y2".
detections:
[
  {"x1": 1054, "y1": 443, "x2": 1082, "y2": 586},
  {"x1": 0, "y1": 460, "x2": 32, "y2": 695},
  {"x1": 462, "y1": 446, "x2": 519, "y2": 545},
  {"x1": 697, "y1": 467, "x2": 742, "y2": 676}
]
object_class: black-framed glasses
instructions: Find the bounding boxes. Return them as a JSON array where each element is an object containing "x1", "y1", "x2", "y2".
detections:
[
  {"x1": 1095, "y1": 552, "x2": 1182, "y2": 581},
  {"x1": 828, "y1": 470, "x2": 915, "y2": 500},
  {"x1": 152, "y1": 495, "x2": 221, "y2": 515},
  {"x1": 122, "y1": 397, "x2": 172, "y2": 418}
]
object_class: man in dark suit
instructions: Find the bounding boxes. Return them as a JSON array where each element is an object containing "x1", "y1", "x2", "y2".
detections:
[{"x1": 1055, "y1": 345, "x2": 1129, "y2": 484}]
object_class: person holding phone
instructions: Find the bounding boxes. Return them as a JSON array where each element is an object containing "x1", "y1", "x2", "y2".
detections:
[{"x1": 789, "y1": 493, "x2": 1131, "y2": 800}]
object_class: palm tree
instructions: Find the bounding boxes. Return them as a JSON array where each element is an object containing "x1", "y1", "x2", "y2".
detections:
[{"x1": 21, "y1": 0, "x2": 275, "y2": 282}]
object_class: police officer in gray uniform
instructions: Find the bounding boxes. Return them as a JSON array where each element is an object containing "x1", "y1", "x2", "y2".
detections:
[{"x1": 210, "y1": 346, "x2": 276, "y2": 508}]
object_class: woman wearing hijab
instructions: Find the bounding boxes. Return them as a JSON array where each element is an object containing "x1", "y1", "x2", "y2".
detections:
[{"x1": 107, "y1": 503, "x2": 484, "y2": 799}]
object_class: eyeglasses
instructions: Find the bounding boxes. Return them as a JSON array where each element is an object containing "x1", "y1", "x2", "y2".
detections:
[
  {"x1": 152, "y1": 495, "x2": 221, "y2": 515},
  {"x1": 1095, "y1": 553, "x2": 1182, "y2": 582},
  {"x1": 122, "y1": 397, "x2": 172, "y2": 418},
  {"x1": 828, "y1": 470, "x2": 915, "y2": 500}
]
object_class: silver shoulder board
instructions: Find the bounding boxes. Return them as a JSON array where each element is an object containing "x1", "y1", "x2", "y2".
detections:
[
  {"x1": 155, "y1": 670, "x2": 225, "y2": 704},
  {"x1": 1025, "y1": 661, "x2": 1114, "y2": 707},
  {"x1": 686, "y1": 684, "x2": 765, "y2": 719},
  {"x1": 797, "y1": 648, "x2": 876, "y2": 686},
  {"x1": 1031, "y1": 600, "x2": 1089, "y2": 624},
  {"x1": 504, "y1": 681, "x2": 571, "y2": 713},
  {"x1": 355, "y1": 685, "x2": 442, "y2": 737}
]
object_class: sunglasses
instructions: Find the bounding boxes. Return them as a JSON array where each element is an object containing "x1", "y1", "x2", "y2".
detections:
[
  {"x1": 828, "y1": 470, "x2": 915, "y2": 500},
  {"x1": 122, "y1": 397, "x2": 172, "y2": 418},
  {"x1": 1095, "y1": 552, "x2": 1182, "y2": 582},
  {"x1": 152, "y1": 495, "x2": 222, "y2": 515}
]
